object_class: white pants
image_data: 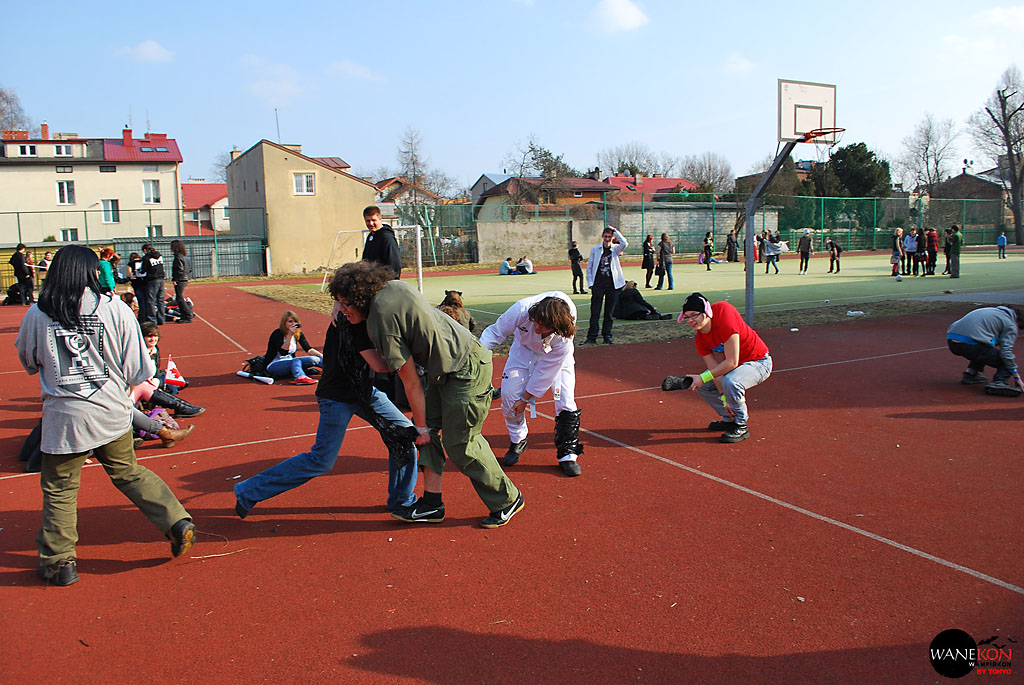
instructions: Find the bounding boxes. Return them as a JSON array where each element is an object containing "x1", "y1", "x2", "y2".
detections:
[{"x1": 500, "y1": 355, "x2": 577, "y2": 443}]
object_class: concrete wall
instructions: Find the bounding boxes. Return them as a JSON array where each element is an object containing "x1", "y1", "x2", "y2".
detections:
[
  {"x1": 226, "y1": 144, "x2": 267, "y2": 238},
  {"x1": 476, "y1": 219, "x2": 605, "y2": 264},
  {"x1": 262, "y1": 145, "x2": 375, "y2": 274}
]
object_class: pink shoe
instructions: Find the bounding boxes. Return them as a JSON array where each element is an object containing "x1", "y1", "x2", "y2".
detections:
[{"x1": 292, "y1": 376, "x2": 317, "y2": 385}]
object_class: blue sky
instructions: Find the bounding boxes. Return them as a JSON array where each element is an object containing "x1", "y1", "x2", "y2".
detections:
[{"x1": 3, "y1": 0, "x2": 1022, "y2": 188}]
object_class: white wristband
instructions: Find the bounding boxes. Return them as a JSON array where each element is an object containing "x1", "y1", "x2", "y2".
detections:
[{"x1": 414, "y1": 426, "x2": 430, "y2": 435}]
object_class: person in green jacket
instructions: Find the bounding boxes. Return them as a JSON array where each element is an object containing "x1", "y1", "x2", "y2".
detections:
[
  {"x1": 948, "y1": 224, "x2": 963, "y2": 279},
  {"x1": 98, "y1": 248, "x2": 117, "y2": 292}
]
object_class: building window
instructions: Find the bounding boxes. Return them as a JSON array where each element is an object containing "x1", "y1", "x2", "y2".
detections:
[
  {"x1": 155, "y1": 147, "x2": 168, "y2": 152},
  {"x1": 19, "y1": 144, "x2": 37, "y2": 156},
  {"x1": 293, "y1": 172, "x2": 316, "y2": 195},
  {"x1": 54, "y1": 144, "x2": 72, "y2": 156},
  {"x1": 140, "y1": 147, "x2": 154, "y2": 152},
  {"x1": 222, "y1": 207, "x2": 230, "y2": 219},
  {"x1": 573, "y1": 191, "x2": 583, "y2": 198},
  {"x1": 102, "y1": 199, "x2": 120, "y2": 223},
  {"x1": 143, "y1": 179, "x2": 161, "y2": 204},
  {"x1": 57, "y1": 180, "x2": 76, "y2": 205},
  {"x1": 147, "y1": 225, "x2": 163, "y2": 238},
  {"x1": 99, "y1": 165, "x2": 116, "y2": 173},
  {"x1": 61, "y1": 227, "x2": 79, "y2": 242},
  {"x1": 55, "y1": 165, "x2": 72, "y2": 173},
  {"x1": 191, "y1": 211, "x2": 199, "y2": 221}
]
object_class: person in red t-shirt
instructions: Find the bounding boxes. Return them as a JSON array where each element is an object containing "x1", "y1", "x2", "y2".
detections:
[{"x1": 665, "y1": 293, "x2": 773, "y2": 443}]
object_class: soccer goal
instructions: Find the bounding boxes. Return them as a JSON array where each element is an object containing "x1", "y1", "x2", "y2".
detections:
[{"x1": 319, "y1": 224, "x2": 425, "y2": 293}]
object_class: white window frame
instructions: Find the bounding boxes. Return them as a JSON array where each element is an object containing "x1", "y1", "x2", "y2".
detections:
[
  {"x1": 61, "y1": 227, "x2": 78, "y2": 242},
  {"x1": 293, "y1": 172, "x2": 316, "y2": 195},
  {"x1": 54, "y1": 144, "x2": 72, "y2": 157},
  {"x1": 143, "y1": 179, "x2": 161, "y2": 204},
  {"x1": 99, "y1": 165, "x2": 116, "y2": 173},
  {"x1": 147, "y1": 225, "x2": 163, "y2": 238},
  {"x1": 56, "y1": 180, "x2": 76, "y2": 205},
  {"x1": 101, "y1": 199, "x2": 120, "y2": 223},
  {"x1": 573, "y1": 191, "x2": 584, "y2": 198},
  {"x1": 222, "y1": 207, "x2": 230, "y2": 219},
  {"x1": 20, "y1": 144, "x2": 37, "y2": 156},
  {"x1": 55, "y1": 165, "x2": 72, "y2": 173}
]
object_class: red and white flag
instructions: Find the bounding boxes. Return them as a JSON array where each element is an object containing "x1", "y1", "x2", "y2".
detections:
[{"x1": 165, "y1": 354, "x2": 187, "y2": 388}]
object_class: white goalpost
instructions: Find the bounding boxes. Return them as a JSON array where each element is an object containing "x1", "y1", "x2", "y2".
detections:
[{"x1": 320, "y1": 224, "x2": 425, "y2": 293}]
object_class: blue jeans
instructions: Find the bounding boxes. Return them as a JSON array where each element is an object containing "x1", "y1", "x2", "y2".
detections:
[
  {"x1": 696, "y1": 355, "x2": 773, "y2": 426},
  {"x1": 234, "y1": 391, "x2": 418, "y2": 511},
  {"x1": 267, "y1": 355, "x2": 321, "y2": 379},
  {"x1": 655, "y1": 262, "x2": 674, "y2": 289}
]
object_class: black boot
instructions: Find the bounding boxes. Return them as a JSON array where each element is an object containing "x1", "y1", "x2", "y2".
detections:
[
  {"x1": 553, "y1": 409, "x2": 583, "y2": 477},
  {"x1": 503, "y1": 438, "x2": 527, "y2": 467},
  {"x1": 150, "y1": 389, "x2": 206, "y2": 418}
]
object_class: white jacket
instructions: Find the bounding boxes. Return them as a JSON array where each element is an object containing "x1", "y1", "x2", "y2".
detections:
[
  {"x1": 585, "y1": 228, "x2": 628, "y2": 289},
  {"x1": 480, "y1": 291, "x2": 576, "y2": 399}
]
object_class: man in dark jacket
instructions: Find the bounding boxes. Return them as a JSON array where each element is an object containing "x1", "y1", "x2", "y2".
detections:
[
  {"x1": 141, "y1": 243, "x2": 167, "y2": 324},
  {"x1": 8, "y1": 243, "x2": 33, "y2": 305},
  {"x1": 613, "y1": 281, "x2": 671, "y2": 320},
  {"x1": 361, "y1": 206, "x2": 402, "y2": 278}
]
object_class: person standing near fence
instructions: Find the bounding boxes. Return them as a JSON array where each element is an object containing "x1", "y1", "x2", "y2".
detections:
[
  {"x1": 948, "y1": 224, "x2": 963, "y2": 278},
  {"x1": 141, "y1": 243, "x2": 167, "y2": 324},
  {"x1": 8, "y1": 243, "x2": 34, "y2": 305},
  {"x1": 569, "y1": 241, "x2": 587, "y2": 294},
  {"x1": 797, "y1": 229, "x2": 813, "y2": 275},
  {"x1": 15, "y1": 244, "x2": 196, "y2": 586},
  {"x1": 825, "y1": 237, "x2": 843, "y2": 273},
  {"x1": 584, "y1": 226, "x2": 628, "y2": 344},
  {"x1": 702, "y1": 232, "x2": 714, "y2": 272},
  {"x1": 997, "y1": 232, "x2": 1008, "y2": 259},
  {"x1": 361, "y1": 205, "x2": 402, "y2": 278},
  {"x1": 641, "y1": 235, "x2": 655, "y2": 288},
  {"x1": 925, "y1": 226, "x2": 939, "y2": 275},
  {"x1": 726, "y1": 230, "x2": 739, "y2": 262},
  {"x1": 890, "y1": 228, "x2": 904, "y2": 277},
  {"x1": 170, "y1": 240, "x2": 194, "y2": 323},
  {"x1": 655, "y1": 232, "x2": 674, "y2": 289}
]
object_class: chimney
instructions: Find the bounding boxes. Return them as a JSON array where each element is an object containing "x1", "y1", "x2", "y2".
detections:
[
  {"x1": 123, "y1": 127, "x2": 133, "y2": 147},
  {"x1": 230, "y1": 147, "x2": 242, "y2": 161},
  {"x1": 40, "y1": 122, "x2": 49, "y2": 140}
]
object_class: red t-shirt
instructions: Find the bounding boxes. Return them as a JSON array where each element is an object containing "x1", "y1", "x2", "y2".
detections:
[{"x1": 695, "y1": 301, "x2": 769, "y2": 363}]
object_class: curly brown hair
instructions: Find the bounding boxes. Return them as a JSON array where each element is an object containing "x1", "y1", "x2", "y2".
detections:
[
  {"x1": 528, "y1": 296, "x2": 576, "y2": 339},
  {"x1": 327, "y1": 262, "x2": 395, "y2": 314}
]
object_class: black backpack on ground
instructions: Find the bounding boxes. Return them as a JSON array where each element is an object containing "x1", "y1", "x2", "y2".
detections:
[{"x1": 18, "y1": 420, "x2": 43, "y2": 473}]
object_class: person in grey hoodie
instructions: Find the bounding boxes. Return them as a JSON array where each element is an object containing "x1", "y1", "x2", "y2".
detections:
[
  {"x1": 15, "y1": 245, "x2": 195, "y2": 586},
  {"x1": 946, "y1": 305, "x2": 1024, "y2": 396}
]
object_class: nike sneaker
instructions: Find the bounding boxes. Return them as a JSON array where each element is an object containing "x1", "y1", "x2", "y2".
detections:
[
  {"x1": 391, "y1": 499, "x2": 445, "y2": 523},
  {"x1": 480, "y1": 493, "x2": 524, "y2": 529}
]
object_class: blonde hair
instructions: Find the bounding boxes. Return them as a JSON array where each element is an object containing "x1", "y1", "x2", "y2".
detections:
[{"x1": 279, "y1": 310, "x2": 301, "y2": 340}]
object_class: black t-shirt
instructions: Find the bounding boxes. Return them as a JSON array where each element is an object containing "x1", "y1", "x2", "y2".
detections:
[
  {"x1": 316, "y1": 316, "x2": 373, "y2": 404},
  {"x1": 143, "y1": 250, "x2": 166, "y2": 280},
  {"x1": 593, "y1": 246, "x2": 614, "y2": 289}
]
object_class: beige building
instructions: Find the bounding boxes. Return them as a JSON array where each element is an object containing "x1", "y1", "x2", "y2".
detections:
[
  {"x1": 0, "y1": 125, "x2": 182, "y2": 244},
  {"x1": 227, "y1": 140, "x2": 376, "y2": 274}
]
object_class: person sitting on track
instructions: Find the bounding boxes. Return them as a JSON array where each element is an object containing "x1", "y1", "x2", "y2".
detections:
[
  {"x1": 14, "y1": 244, "x2": 196, "y2": 586},
  {"x1": 613, "y1": 281, "x2": 672, "y2": 320},
  {"x1": 262, "y1": 311, "x2": 323, "y2": 385},
  {"x1": 662, "y1": 292, "x2": 773, "y2": 443},
  {"x1": 233, "y1": 284, "x2": 419, "y2": 519},
  {"x1": 479, "y1": 292, "x2": 583, "y2": 477},
  {"x1": 947, "y1": 305, "x2": 1024, "y2": 397},
  {"x1": 329, "y1": 261, "x2": 524, "y2": 528}
]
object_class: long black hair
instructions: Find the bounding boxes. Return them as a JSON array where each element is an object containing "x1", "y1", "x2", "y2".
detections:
[{"x1": 37, "y1": 245, "x2": 104, "y2": 330}]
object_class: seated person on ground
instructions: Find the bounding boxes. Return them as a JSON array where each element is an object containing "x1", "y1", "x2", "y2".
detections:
[
  {"x1": 613, "y1": 281, "x2": 672, "y2": 320},
  {"x1": 499, "y1": 257, "x2": 515, "y2": 275},
  {"x1": 263, "y1": 311, "x2": 323, "y2": 385},
  {"x1": 516, "y1": 257, "x2": 535, "y2": 274}
]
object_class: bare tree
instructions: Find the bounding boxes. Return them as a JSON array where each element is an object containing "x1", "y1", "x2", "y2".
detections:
[
  {"x1": 969, "y1": 65, "x2": 1024, "y2": 243},
  {"x1": 209, "y1": 150, "x2": 234, "y2": 182},
  {"x1": 0, "y1": 85, "x2": 31, "y2": 131},
  {"x1": 680, "y1": 152, "x2": 734, "y2": 193},
  {"x1": 896, "y1": 113, "x2": 958, "y2": 194},
  {"x1": 397, "y1": 126, "x2": 428, "y2": 204},
  {"x1": 596, "y1": 141, "x2": 679, "y2": 176}
]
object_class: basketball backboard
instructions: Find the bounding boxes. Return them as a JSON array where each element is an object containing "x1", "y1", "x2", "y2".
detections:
[{"x1": 778, "y1": 79, "x2": 837, "y2": 144}]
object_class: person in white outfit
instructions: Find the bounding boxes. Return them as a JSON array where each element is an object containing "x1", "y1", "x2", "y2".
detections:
[
  {"x1": 480, "y1": 292, "x2": 583, "y2": 477},
  {"x1": 583, "y1": 226, "x2": 628, "y2": 344}
]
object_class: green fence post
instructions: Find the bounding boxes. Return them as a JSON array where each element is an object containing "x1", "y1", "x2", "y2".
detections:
[
  {"x1": 820, "y1": 197, "x2": 825, "y2": 234},
  {"x1": 873, "y1": 198, "x2": 877, "y2": 233},
  {"x1": 962, "y1": 200, "x2": 967, "y2": 234}
]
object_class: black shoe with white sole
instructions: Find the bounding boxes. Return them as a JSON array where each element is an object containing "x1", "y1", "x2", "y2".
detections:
[
  {"x1": 503, "y1": 439, "x2": 528, "y2": 466},
  {"x1": 480, "y1": 493, "x2": 524, "y2": 528},
  {"x1": 38, "y1": 558, "x2": 79, "y2": 586},
  {"x1": 559, "y1": 460, "x2": 582, "y2": 477},
  {"x1": 719, "y1": 424, "x2": 749, "y2": 443},
  {"x1": 391, "y1": 499, "x2": 445, "y2": 523}
]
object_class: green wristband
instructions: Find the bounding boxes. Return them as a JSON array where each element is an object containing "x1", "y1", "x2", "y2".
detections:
[
  {"x1": 700, "y1": 370, "x2": 714, "y2": 383},
  {"x1": 720, "y1": 394, "x2": 727, "y2": 407}
]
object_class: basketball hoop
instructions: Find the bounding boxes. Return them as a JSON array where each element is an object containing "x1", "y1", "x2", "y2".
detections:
[{"x1": 801, "y1": 127, "x2": 845, "y2": 143}]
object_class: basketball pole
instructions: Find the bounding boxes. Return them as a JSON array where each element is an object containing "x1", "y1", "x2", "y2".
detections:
[{"x1": 743, "y1": 140, "x2": 798, "y2": 326}]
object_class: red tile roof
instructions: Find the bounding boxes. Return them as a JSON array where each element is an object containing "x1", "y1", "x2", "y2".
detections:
[
  {"x1": 182, "y1": 182, "x2": 228, "y2": 210},
  {"x1": 603, "y1": 175, "x2": 698, "y2": 199},
  {"x1": 103, "y1": 132, "x2": 183, "y2": 162},
  {"x1": 480, "y1": 176, "x2": 613, "y2": 199},
  {"x1": 313, "y1": 156, "x2": 350, "y2": 171}
]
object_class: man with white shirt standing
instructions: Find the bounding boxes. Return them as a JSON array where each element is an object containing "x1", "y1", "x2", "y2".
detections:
[
  {"x1": 583, "y1": 225, "x2": 628, "y2": 345},
  {"x1": 480, "y1": 292, "x2": 583, "y2": 476}
]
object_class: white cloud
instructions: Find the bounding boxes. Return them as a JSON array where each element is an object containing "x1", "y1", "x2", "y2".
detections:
[
  {"x1": 116, "y1": 40, "x2": 173, "y2": 63},
  {"x1": 325, "y1": 60, "x2": 386, "y2": 82},
  {"x1": 241, "y1": 55, "x2": 305, "y2": 105},
  {"x1": 976, "y1": 6, "x2": 1024, "y2": 31},
  {"x1": 722, "y1": 53, "x2": 754, "y2": 75},
  {"x1": 592, "y1": 0, "x2": 648, "y2": 33}
]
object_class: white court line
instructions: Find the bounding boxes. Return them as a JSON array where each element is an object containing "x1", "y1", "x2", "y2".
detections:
[
  {"x1": 4, "y1": 346, "x2": 1019, "y2": 596},
  {"x1": 194, "y1": 313, "x2": 249, "y2": 353}
]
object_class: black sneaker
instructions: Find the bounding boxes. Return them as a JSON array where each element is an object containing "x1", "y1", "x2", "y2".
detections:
[
  {"x1": 491, "y1": 386, "x2": 502, "y2": 400},
  {"x1": 581, "y1": 338, "x2": 597, "y2": 345},
  {"x1": 720, "y1": 424, "x2": 749, "y2": 443},
  {"x1": 391, "y1": 499, "x2": 445, "y2": 523},
  {"x1": 603, "y1": 337, "x2": 614, "y2": 345},
  {"x1": 662, "y1": 375, "x2": 693, "y2": 392},
  {"x1": 707, "y1": 420, "x2": 736, "y2": 431},
  {"x1": 38, "y1": 558, "x2": 79, "y2": 586},
  {"x1": 961, "y1": 371, "x2": 988, "y2": 385},
  {"x1": 503, "y1": 439, "x2": 527, "y2": 466},
  {"x1": 480, "y1": 493, "x2": 524, "y2": 529},
  {"x1": 559, "y1": 460, "x2": 582, "y2": 477},
  {"x1": 169, "y1": 519, "x2": 196, "y2": 557},
  {"x1": 984, "y1": 381, "x2": 1023, "y2": 397},
  {"x1": 235, "y1": 499, "x2": 250, "y2": 519}
]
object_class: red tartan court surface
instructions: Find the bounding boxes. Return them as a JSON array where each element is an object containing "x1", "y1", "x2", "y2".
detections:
[{"x1": 0, "y1": 281, "x2": 1021, "y2": 684}]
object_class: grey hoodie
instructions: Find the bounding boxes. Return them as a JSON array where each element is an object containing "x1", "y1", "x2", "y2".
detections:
[{"x1": 946, "y1": 306, "x2": 1019, "y2": 373}]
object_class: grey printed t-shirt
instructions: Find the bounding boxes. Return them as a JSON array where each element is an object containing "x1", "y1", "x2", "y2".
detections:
[
  {"x1": 16, "y1": 291, "x2": 155, "y2": 454},
  {"x1": 366, "y1": 280, "x2": 477, "y2": 384}
]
